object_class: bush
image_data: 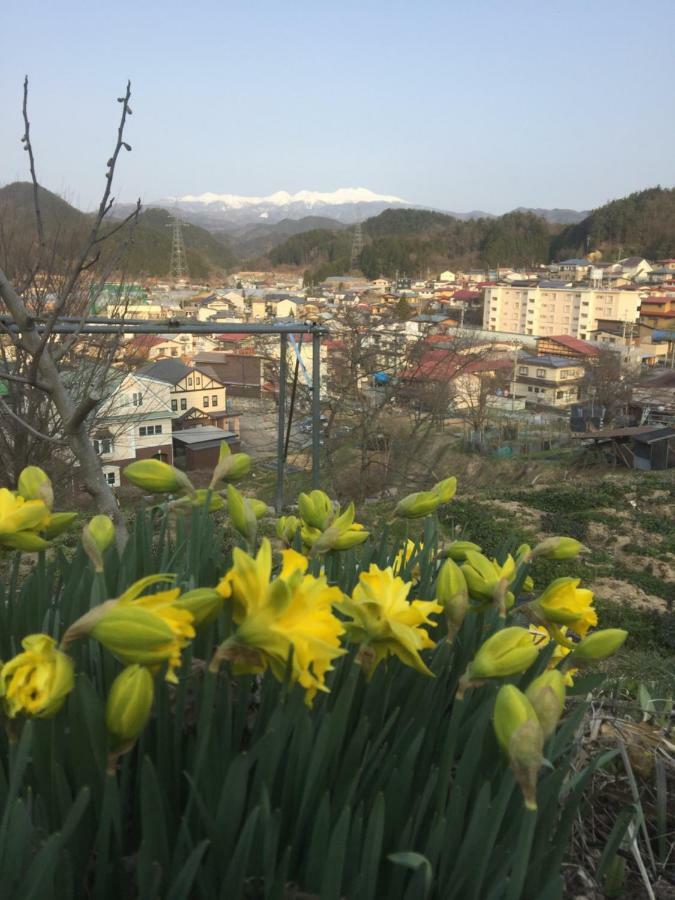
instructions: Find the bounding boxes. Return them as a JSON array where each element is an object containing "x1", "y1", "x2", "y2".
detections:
[{"x1": 0, "y1": 467, "x2": 632, "y2": 899}]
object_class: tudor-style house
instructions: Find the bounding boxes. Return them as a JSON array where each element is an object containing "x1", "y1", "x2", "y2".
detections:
[
  {"x1": 91, "y1": 371, "x2": 174, "y2": 487},
  {"x1": 139, "y1": 358, "x2": 228, "y2": 418}
]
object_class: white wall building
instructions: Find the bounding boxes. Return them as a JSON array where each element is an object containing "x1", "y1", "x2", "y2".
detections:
[{"x1": 483, "y1": 285, "x2": 641, "y2": 339}]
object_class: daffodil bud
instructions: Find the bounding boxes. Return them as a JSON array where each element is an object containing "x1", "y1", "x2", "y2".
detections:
[
  {"x1": 331, "y1": 524, "x2": 370, "y2": 551},
  {"x1": 525, "y1": 670, "x2": 566, "y2": 739},
  {"x1": 276, "y1": 515, "x2": 300, "y2": 544},
  {"x1": 531, "y1": 536, "x2": 587, "y2": 560},
  {"x1": 439, "y1": 540, "x2": 482, "y2": 561},
  {"x1": 394, "y1": 490, "x2": 441, "y2": 519},
  {"x1": 0, "y1": 531, "x2": 51, "y2": 552},
  {"x1": 209, "y1": 451, "x2": 252, "y2": 488},
  {"x1": 467, "y1": 627, "x2": 540, "y2": 680},
  {"x1": 124, "y1": 459, "x2": 194, "y2": 495},
  {"x1": 105, "y1": 665, "x2": 154, "y2": 748},
  {"x1": 298, "y1": 490, "x2": 334, "y2": 530},
  {"x1": 82, "y1": 514, "x2": 115, "y2": 571},
  {"x1": 435, "y1": 558, "x2": 468, "y2": 636},
  {"x1": 227, "y1": 484, "x2": 257, "y2": 545},
  {"x1": 250, "y1": 499, "x2": 270, "y2": 520},
  {"x1": 18, "y1": 466, "x2": 54, "y2": 510},
  {"x1": 494, "y1": 685, "x2": 544, "y2": 811},
  {"x1": 432, "y1": 476, "x2": 457, "y2": 504},
  {"x1": 174, "y1": 588, "x2": 224, "y2": 626},
  {"x1": 572, "y1": 628, "x2": 627, "y2": 662},
  {"x1": 41, "y1": 512, "x2": 78, "y2": 540}
]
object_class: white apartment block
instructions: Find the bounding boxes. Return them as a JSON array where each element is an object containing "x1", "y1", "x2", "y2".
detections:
[{"x1": 483, "y1": 285, "x2": 641, "y2": 339}]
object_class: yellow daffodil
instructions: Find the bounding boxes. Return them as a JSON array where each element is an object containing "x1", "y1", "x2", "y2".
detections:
[
  {"x1": 213, "y1": 540, "x2": 345, "y2": 704},
  {"x1": 0, "y1": 634, "x2": 74, "y2": 718},
  {"x1": 529, "y1": 624, "x2": 577, "y2": 686},
  {"x1": 338, "y1": 564, "x2": 442, "y2": 677},
  {"x1": 276, "y1": 515, "x2": 301, "y2": 545},
  {"x1": 533, "y1": 578, "x2": 597, "y2": 637},
  {"x1": 0, "y1": 488, "x2": 50, "y2": 546},
  {"x1": 63, "y1": 575, "x2": 195, "y2": 683},
  {"x1": 298, "y1": 490, "x2": 334, "y2": 531}
]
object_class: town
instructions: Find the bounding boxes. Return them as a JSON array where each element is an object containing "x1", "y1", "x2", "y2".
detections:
[{"x1": 79, "y1": 244, "x2": 674, "y2": 491}]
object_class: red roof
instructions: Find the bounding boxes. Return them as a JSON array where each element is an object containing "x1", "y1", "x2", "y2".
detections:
[
  {"x1": 125, "y1": 335, "x2": 167, "y2": 351},
  {"x1": 640, "y1": 297, "x2": 670, "y2": 306},
  {"x1": 542, "y1": 335, "x2": 600, "y2": 356},
  {"x1": 216, "y1": 333, "x2": 252, "y2": 343},
  {"x1": 402, "y1": 350, "x2": 511, "y2": 381},
  {"x1": 452, "y1": 290, "x2": 482, "y2": 301}
]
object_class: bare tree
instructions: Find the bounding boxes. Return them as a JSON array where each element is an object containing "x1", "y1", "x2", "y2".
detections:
[
  {"x1": 0, "y1": 78, "x2": 142, "y2": 542},
  {"x1": 582, "y1": 348, "x2": 633, "y2": 427}
]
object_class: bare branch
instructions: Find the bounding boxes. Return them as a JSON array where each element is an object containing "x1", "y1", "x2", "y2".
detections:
[
  {"x1": 22, "y1": 76, "x2": 45, "y2": 250},
  {"x1": 0, "y1": 370, "x2": 52, "y2": 392},
  {"x1": 0, "y1": 397, "x2": 64, "y2": 444}
]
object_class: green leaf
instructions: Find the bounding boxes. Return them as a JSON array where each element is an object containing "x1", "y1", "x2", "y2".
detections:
[
  {"x1": 165, "y1": 839, "x2": 210, "y2": 900},
  {"x1": 387, "y1": 852, "x2": 433, "y2": 899}
]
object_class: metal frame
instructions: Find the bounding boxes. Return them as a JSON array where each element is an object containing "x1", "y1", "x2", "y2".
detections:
[{"x1": 0, "y1": 315, "x2": 328, "y2": 512}]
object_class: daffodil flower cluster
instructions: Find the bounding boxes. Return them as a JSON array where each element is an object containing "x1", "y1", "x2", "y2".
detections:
[
  {"x1": 0, "y1": 466, "x2": 77, "y2": 552},
  {"x1": 279, "y1": 489, "x2": 370, "y2": 554}
]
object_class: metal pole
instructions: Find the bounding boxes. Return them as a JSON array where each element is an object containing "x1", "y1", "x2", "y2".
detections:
[
  {"x1": 312, "y1": 330, "x2": 321, "y2": 488},
  {"x1": 276, "y1": 333, "x2": 288, "y2": 514}
]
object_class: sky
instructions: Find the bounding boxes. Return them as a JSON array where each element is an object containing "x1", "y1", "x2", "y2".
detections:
[{"x1": 1, "y1": 0, "x2": 674, "y2": 214}]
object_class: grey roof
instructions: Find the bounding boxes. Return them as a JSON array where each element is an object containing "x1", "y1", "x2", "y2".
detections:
[
  {"x1": 141, "y1": 359, "x2": 194, "y2": 385},
  {"x1": 538, "y1": 279, "x2": 573, "y2": 289},
  {"x1": 172, "y1": 426, "x2": 237, "y2": 446},
  {"x1": 519, "y1": 354, "x2": 582, "y2": 368},
  {"x1": 559, "y1": 259, "x2": 590, "y2": 266}
]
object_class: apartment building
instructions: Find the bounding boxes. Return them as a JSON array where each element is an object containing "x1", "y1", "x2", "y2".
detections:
[{"x1": 483, "y1": 284, "x2": 641, "y2": 339}]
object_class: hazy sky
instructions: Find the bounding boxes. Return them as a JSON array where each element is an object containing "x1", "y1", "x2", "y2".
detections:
[{"x1": 2, "y1": 0, "x2": 674, "y2": 213}]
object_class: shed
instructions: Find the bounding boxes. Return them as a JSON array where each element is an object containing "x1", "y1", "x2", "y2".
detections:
[
  {"x1": 172, "y1": 427, "x2": 240, "y2": 472},
  {"x1": 632, "y1": 427, "x2": 675, "y2": 470}
]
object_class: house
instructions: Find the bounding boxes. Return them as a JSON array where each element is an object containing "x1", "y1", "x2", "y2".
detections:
[
  {"x1": 511, "y1": 355, "x2": 586, "y2": 407},
  {"x1": 535, "y1": 335, "x2": 599, "y2": 361},
  {"x1": 640, "y1": 295, "x2": 675, "y2": 329},
  {"x1": 192, "y1": 351, "x2": 263, "y2": 399},
  {"x1": 438, "y1": 270, "x2": 456, "y2": 283},
  {"x1": 140, "y1": 359, "x2": 227, "y2": 417},
  {"x1": 552, "y1": 259, "x2": 591, "y2": 282},
  {"x1": 618, "y1": 257, "x2": 652, "y2": 281},
  {"x1": 92, "y1": 372, "x2": 174, "y2": 487}
]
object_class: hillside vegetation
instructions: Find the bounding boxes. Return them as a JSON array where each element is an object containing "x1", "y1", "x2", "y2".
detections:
[{"x1": 0, "y1": 182, "x2": 236, "y2": 279}]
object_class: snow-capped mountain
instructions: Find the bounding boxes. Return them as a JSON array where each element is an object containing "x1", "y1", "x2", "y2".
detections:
[{"x1": 152, "y1": 187, "x2": 411, "y2": 227}]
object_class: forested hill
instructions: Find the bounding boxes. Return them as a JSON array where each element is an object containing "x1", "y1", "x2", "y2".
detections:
[
  {"x1": 551, "y1": 187, "x2": 675, "y2": 261},
  {"x1": 0, "y1": 183, "x2": 236, "y2": 279},
  {"x1": 267, "y1": 187, "x2": 675, "y2": 281},
  {"x1": 268, "y1": 208, "x2": 552, "y2": 281}
]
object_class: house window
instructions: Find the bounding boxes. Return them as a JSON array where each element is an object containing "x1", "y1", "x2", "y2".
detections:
[
  {"x1": 212, "y1": 394, "x2": 218, "y2": 406},
  {"x1": 105, "y1": 472, "x2": 116, "y2": 486},
  {"x1": 557, "y1": 391, "x2": 564, "y2": 399},
  {"x1": 171, "y1": 399, "x2": 178, "y2": 412},
  {"x1": 527, "y1": 386, "x2": 533, "y2": 392},
  {"x1": 93, "y1": 438, "x2": 113, "y2": 455},
  {"x1": 171, "y1": 349, "x2": 178, "y2": 357},
  {"x1": 132, "y1": 392, "x2": 143, "y2": 406},
  {"x1": 536, "y1": 368, "x2": 546, "y2": 378},
  {"x1": 187, "y1": 378, "x2": 193, "y2": 387},
  {"x1": 139, "y1": 426, "x2": 147, "y2": 437},
  {"x1": 196, "y1": 377, "x2": 201, "y2": 386},
  {"x1": 518, "y1": 366, "x2": 528, "y2": 375},
  {"x1": 155, "y1": 425, "x2": 163, "y2": 435},
  {"x1": 203, "y1": 396, "x2": 210, "y2": 408},
  {"x1": 180, "y1": 399, "x2": 187, "y2": 410}
]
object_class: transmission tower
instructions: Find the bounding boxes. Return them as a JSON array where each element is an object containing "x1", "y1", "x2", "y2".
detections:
[
  {"x1": 169, "y1": 209, "x2": 190, "y2": 282},
  {"x1": 350, "y1": 221, "x2": 364, "y2": 271}
]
